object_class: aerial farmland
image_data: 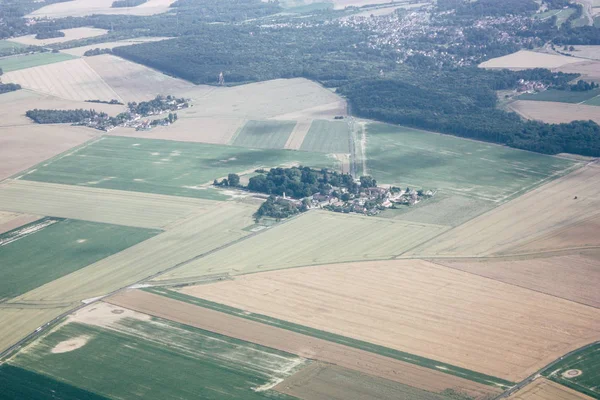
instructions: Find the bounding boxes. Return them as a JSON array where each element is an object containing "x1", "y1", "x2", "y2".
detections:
[{"x1": 1, "y1": 0, "x2": 600, "y2": 399}]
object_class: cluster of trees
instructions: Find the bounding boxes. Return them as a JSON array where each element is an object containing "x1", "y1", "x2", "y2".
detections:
[
  {"x1": 34, "y1": 30, "x2": 65, "y2": 40},
  {"x1": 83, "y1": 48, "x2": 113, "y2": 57},
  {"x1": 128, "y1": 95, "x2": 187, "y2": 115},
  {"x1": 25, "y1": 109, "x2": 99, "y2": 124},
  {"x1": 214, "y1": 173, "x2": 240, "y2": 187},
  {"x1": 561, "y1": 80, "x2": 599, "y2": 92},
  {"x1": 85, "y1": 99, "x2": 123, "y2": 105},
  {"x1": 0, "y1": 83, "x2": 21, "y2": 94},
  {"x1": 254, "y1": 196, "x2": 303, "y2": 221},
  {"x1": 112, "y1": 0, "x2": 147, "y2": 7}
]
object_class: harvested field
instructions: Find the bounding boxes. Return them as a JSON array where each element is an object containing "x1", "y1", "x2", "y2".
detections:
[
  {"x1": 0, "y1": 89, "x2": 126, "y2": 128},
  {"x1": 107, "y1": 289, "x2": 501, "y2": 399},
  {"x1": 85, "y1": 54, "x2": 195, "y2": 103},
  {"x1": 300, "y1": 120, "x2": 351, "y2": 154},
  {"x1": 479, "y1": 50, "x2": 584, "y2": 69},
  {"x1": 342, "y1": 2, "x2": 430, "y2": 19},
  {"x1": 542, "y1": 344, "x2": 600, "y2": 398},
  {"x1": 274, "y1": 363, "x2": 450, "y2": 400},
  {"x1": 507, "y1": 378, "x2": 594, "y2": 400},
  {"x1": 178, "y1": 78, "x2": 346, "y2": 120},
  {"x1": 283, "y1": 120, "x2": 312, "y2": 150},
  {"x1": 180, "y1": 259, "x2": 600, "y2": 382},
  {"x1": 19, "y1": 136, "x2": 335, "y2": 200},
  {"x1": 27, "y1": 0, "x2": 177, "y2": 18},
  {"x1": 2, "y1": 58, "x2": 122, "y2": 102},
  {"x1": 0, "y1": 52, "x2": 75, "y2": 73},
  {"x1": 5, "y1": 202, "x2": 255, "y2": 305},
  {"x1": 435, "y1": 252, "x2": 600, "y2": 308},
  {"x1": 0, "y1": 124, "x2": 98, "y2": 181},
  {"x1": 0, "y1": 180, "x2": 213, "y2": 229},
  {"x1": 155, "y1": 210, "x2": 448, "y2": 283},
  {"x1": 509, "y1": 100, "x2": 600, "y2": 124},
  {"x1": 231, "y1": 120, "x2": 296, "y2": 149},
  {"x1": 110, "y1": 117, "x2": 244, "y2": 144},
  {"x1": 0, "y1": 211, "x2": 39, "y2": 235},
  {"x1": 9, "y1": 28, "x2": 108, "y2": 47},
  {"x1": 410, "y1": 163, "x2": 600, "y2": 257},
  {"x1": 562, "y1": 45, "x2": 600, "y2": 61},
  {"x1": 555, "y1": 60, "x2": 600, "y2": 83},
  {"x1": 8, "y1": 303, "x2": 304, "y2": 400},
  {"x1": 508, "y1": 214, "x2": 600, "y2": 254},
  {"x1": 61, "y1": 36, "x2": 173, "y2": 57},
  {"x1": 0, "y1": 218, "x2": 159, "y2": 301},
  {"x1": 0, "y1": 307, "x2": 71, "y2": 354}
]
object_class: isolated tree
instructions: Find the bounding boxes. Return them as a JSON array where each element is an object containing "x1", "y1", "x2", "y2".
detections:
[
  {"x1": 341, "y1": 193, "x2": 351, "y2": 202},
  {"x1": 227, "y1": 173, "x2": 240, "y2": 186}
]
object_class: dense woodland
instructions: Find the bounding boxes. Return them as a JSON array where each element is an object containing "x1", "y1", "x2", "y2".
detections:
[
  {"x1": 0, "y1": 82, "x2": 20, "y2": 94},
  {"x1": 35, "y1": 30, "x2": 65, "y2": 39},
  {"x1": 25, "y1": 109, "x2": 98, "y2": 124}
]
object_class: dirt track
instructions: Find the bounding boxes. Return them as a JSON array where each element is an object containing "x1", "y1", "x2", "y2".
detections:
[{"x1": 106, "y1": 289, "x2": 501, "y2": 400}]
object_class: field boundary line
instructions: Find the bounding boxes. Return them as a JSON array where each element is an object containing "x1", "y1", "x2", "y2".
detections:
[{"x1": 82, "y1": 57, "x2": 125, "y2": 103}]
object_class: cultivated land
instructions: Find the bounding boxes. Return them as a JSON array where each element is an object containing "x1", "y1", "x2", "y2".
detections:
[
  {"x1": 155, "y1": 210, "x2": 448, "y2": 284},
  {"x1": 509, "y1": 100, "x2": 600, "y2": 124},
  {"x1": 0, "y1": 124, "x2": 98, "y2": 181},
  {"x1": 0, "y1": 40, "x2": 24, "y2": 51},
  {"x1": 181, "y1": 260, "x2": 600, "y2": 382},
  {"x1": 19, "y1": 136, "x2": 335, "y2": 200},
  {"x1": 9, "y1": 28, "x2": 108, "y2": 47},
  {"x1": 542, "y1": 344, "x2": 600, "y2": 398},
  {"x1": 555, "y1": 60, "x2": 600, "y2": 83},
  {"x1": 507, "y1": 378, "x2": 595, "y2": 400},
  {"x1": 0, "y1": 218, "x2": 159, "y2": 301},
  {"x1": 27, "y1": 0, "x2": 177, "y2": 18},
  {"x1": 2, "y1": 58, "x2": 122, "y2": 102},
  {"x1": 61, "y1": 37, "x2": 173, "y2": 57},
  {"x1": 0, "y1": 180, "x2": 213, "y2": 229},
  {"x1": 4, "y1": 202, "x2": 255, "y2": 306},
  {"x1": 410, "y1": 163, "x2": 600, "y2": 257},
  {"x1": 284, "y1": 120, "x2": 312, "y2": 150},
  {"x1": 0, "y1": 52, "x2": 76, "y2": 73},
  {"x1": 300, "y1": 120, "x2": 351, "y2": 154},
  {"x1": 85, "y1": 54, "x2": 195, "y2": 103},
  {"x1": 0, "y1": 211, "x2": 39, "y2": 235},
  {"x1": 0, "y1": 89, "x2": 126, "y2": 128},
  {"x1": 7, "y1": 303, "x2": 303, "y2": 399},
  {"x1": 108, "y1": 290, "x2": 501, "y2": 399},
  {"x1": 562, "y1": 45, "x2": 600, "y2": 61},
  {"x1": 479, "y1": 50, "x2": 585, "y2": 69},
  {"x1": 436, "y1": 252, "x2": 600, "y2": 308},
  {"x1": 274, "y1": 363, "x2": 450, "y2": 400},
  {"x1": 231, "y1": 120, "x2": 296, "y2": 149},
  {"x1": 517, "y1": 88, "x2": 600, "y2": 104}
]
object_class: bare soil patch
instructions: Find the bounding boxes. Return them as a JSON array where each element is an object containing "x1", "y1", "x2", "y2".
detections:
[
  {"x1": 85, "y1": 54, "x2": 196, "y2": 103},
  {"x1": 410, "y1": 163, "x2": 600, "y2": 257},
  {"x1": 181, "y1": 259, "x2": 600, "y2": 382},
  {"x1": 479, "y1": 50, "x2": 585, "y2": 69},
  {"x1": 106, "y1": 289, "x2": 500, "y2": 399},
  {"x1": 50, "y1": 335, "x2": 90, "y2": 354},
  {"x1": 10, "y1": 28, "x2": 108, "y2": 47},
  {"x1": 507, "y1": 378, "x2": 594, "y2": 400},
  {"x1": 563, "y1": 369, "x2": 583, "y2": 379},
  {"x1": 27, "y1": 0, "x2": 176, "y2": 18},
  {"x1": 435, "y1": 252, "x2": 600, "y2": 309},
  {"x1": 509, "y1": 100, "x2": 600, "y2": 124},
  {"x1": 284, "y1": 120, "x2": 312, "y2": 150},
  {"x1": 2, "y1": 58, "x2": 122, "y2": 102},
  {"x1": 69, "y1": 301, "x2": 150, "y2": 329},
  {"x1": 0, "y1": 211, "x2": 40, "y2": 235},
  {"x1": 0, "y1": 125, "x2": 98, "y2": 180}
]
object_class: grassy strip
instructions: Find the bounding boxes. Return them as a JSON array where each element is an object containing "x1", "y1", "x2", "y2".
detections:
[{"x1": 144, "y1": 287, "x2": 515, "y2": 389}]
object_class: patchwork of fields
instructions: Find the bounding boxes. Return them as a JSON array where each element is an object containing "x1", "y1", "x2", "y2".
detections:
[
  {"x1": 27, "y1": 0, "x2": 177, "y2": 18},
  {"x1": 0, "y1": 52, "x2": 76, "y2": 73},
  {"x1": 542, "y1": 344, "x2": 600, "y2": 399},
  {"x1": 231, "y1": 120, "x2": 296, "y2": 149},
  {"x1": 507, "y1": 378, "x2": 595, "y2": 400},
  {"x1": 300, "y1": 120, "x2": 351, "y2": 153}
]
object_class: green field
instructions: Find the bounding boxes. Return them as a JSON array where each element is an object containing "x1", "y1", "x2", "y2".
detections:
[
  {"x1": 8, "y1": 316, "x2": 302, "y2": 400},
  {"x1": 518, "y1": 88, "x2": 600, "y2": 104},
  {"x1": 0, "y1": 40, "x2": 24, "y2": 51},
  {"x1": 231, "y1": 120, "x2": 296, "y2": 149},
  {"x1": 0, "y1": 52, "x2": 75, "y2": 73},
  {"x1": 542, "y1": 344, "x2": 600, "y2": 399},
  {"x1": 0, "y1": 365, "x2": 108, "y2": 400},
  {"x1": 533, "y1": 8, "x2": 575, "y2": 26},
  {"x1": 21, "y1": 136, "x2": 336, "y2": 200},
  {"x1": 584, "y1": 94, "x2": 600, "y2": 106},
  {"x1": 365, "y1": 123, "x2": 576, "y2": 203},
  {"x1": 300, "y1": 120, "x2": 351, "y2": 153},
  {"x1": 0, "y1": 218, "x2": 159, "y2": 301},
  {"x1": 144, "y1": 287, "x2": 514, "y2": 390}
]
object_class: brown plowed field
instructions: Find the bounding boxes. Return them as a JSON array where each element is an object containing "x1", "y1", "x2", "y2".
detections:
[
  {"x1": 435, "y1": 253, "x2": 600, "y2": 308},
  {"x1": 509, "y1": 101, "x2": 600, "y2": 125},
  {"x1": 106, "y1": 289, "x2": 501, "y2": 400},
  {"x1": 507, "y1": 378, "x2": 595, "y2": 400},
  {"x1": 181, "y1": 260, "x2": 600, "y2": 381},
  {"x1": 409, "y1": 163, "x2": 600, "y2": 257}
]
